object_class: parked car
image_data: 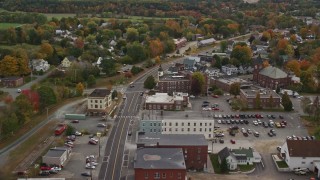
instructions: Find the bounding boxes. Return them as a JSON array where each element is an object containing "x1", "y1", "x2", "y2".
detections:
[
  {"x1": 81, "y1": 172, "x2": 92, "y2": 177},
  {"x1": 74, "y1": 131, "x2": 82, "y2": 136},
  {"x1": 215, "y1": 133, "x2": 224, "y2": 137},
  {"x1": 88, "y1": 140, "x2": 97, "y2": 145},
  {"x1": 277, "y1": 146, "x2": 281, "y2": 152},
  {"x1": 219, "y1": 139, "x2": 224, "y2": 144},
  {"x1": 212, "y1": 95, "x2": 219, "y2": 98},
  {"x1": 85, "y1": 163, "x2": 96, "y2": 169},
  {"x1": 268, "y1": 132, "x2": 274, "y2": 137},
  {"x1": 279, "y1": 115, "x2": 284, "y2": 119},
  {"x1": 49, "y1": 169, "x2": 58, "y2": 174},
  {"x1": 97, "y1": 123, "x2": 106, "y2": 127},
  {"x1": 66, "y1": 135, "x2": 76, "y2": 141},
  {"x1": 254, "y1": 131, "x2": 260, "y2": 137},
  {"x1": 230, "y1": 139, "x2": 236, "y2": 144},
  {"x1": 295, "y1": 170, "x2": 307, "y2": 175},
  {"x1": 40, "y1": 166, "x2": 52, "y2": 171},
  {"x1": 39, "y1": 171, "x2": 50, "y2": 176}
]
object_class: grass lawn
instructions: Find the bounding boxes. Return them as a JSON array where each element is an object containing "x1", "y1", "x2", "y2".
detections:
[
  {"x1": 0, "y1": 23, "x2": 23, "y2": 30},
  {"x1": 276, "y1": 161, "x2": 289, "y2": 168},
  {"x1": 0, "y1": 43, "x2": 39, "y2": 53},
  {"x1": 238, "y1": 164, "x2": 255, "y2": 171},
  {"x1": 210, "y1": 154, "x2": 222, "y2": 173},
  {"x1": 43, "y1": 13, "x2": 76, "y2": 20}
]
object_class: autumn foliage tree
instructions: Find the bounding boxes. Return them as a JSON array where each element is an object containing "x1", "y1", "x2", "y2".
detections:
[
  {"x1": 76, "y1": 82, "x2": 84, "y2": 96},
  {"x1": 149, "y1": 39, "x2": 164, "y2": 57},
  {"x1": 0, "y1": 55, "x2": 19, "y2": 76},
  {"x1": 286, "y1": 60, "x2": 301, "y2": 77},
  {"x1": 191, "y1": 72, "x2": 205, "y2": 96},
  {"x1": 230, "y1": 45, "x2": 252, "y2": 65}
]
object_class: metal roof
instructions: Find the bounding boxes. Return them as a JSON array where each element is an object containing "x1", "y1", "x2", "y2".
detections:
[
  {"x1": 137, "y1": 134, "x2": 207, "y2": 146},
  {"x1": 259, "y1": 66, "x2": 287, "y2": 79}
]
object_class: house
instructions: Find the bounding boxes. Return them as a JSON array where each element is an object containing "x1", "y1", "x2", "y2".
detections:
[
  {"x1": 205, "y1": 67, "x2": 220, "y2": 77},
  {"x1": 134, "y1": 148, "x2": 187, "y2": 180},
  {"x1": 198, "y1": 38, "x2": 216, "y2": 47},
  {"x1": 61, "y1": 56, "x2": 77, "y2": 68},
  {"x1": 218, "y1": 147, "x2": 255, "y2": 170},
  {"x1": 42, "y1": 147, "x2": 71, "y2": 167},
  {"x1": 93, "y1": 57, "x2": 103, "y2": 67},
  {"x1": 87, "y1": 89, "x2": 112, "y2": 115},
  {"x1": 30, "y1": 59, "x2": 50, "y2": 72},
  {"x1": 227, "y1": 40, "x2": 235, "y2": 52},
  {"x1": 253, "y1": 65, "x2": 291, "y2": 89},
  {"x1": 222, "y1": 64, "x2": 238, "y2": 75},
  {"x1": 137, "y1": 134, "x2": 208, "y2": 170},
  {"x1": 280, "y1": 140, "x2": 320, "y2": 178},
  {"x1": 240, "y1": 87, "x2": 281, "y2": 109},
  {"x1": 0, "y1": 77, "x2": 24, "y2": 87},
  {"x1": 174, "y1": 37, "x2": 187, "y2": 50},
  {"x1": 183, "y1": 57, "x2": 198, "y2": 71},
  {"x1": 145, "y1": 92, "x2": 189, "y2": 111}
]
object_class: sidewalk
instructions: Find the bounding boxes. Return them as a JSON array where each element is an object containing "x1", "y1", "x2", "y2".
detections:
[{"x1": 206, "y1": 154, "x2": 215, "y2": 173}]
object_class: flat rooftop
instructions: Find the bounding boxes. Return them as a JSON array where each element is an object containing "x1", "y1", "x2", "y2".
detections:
[
  {"x1": 240, "y1": 88, "x2": 281, "y2": 98},
  {"x1": 134, "y1": 148, "x2": 186, "y2": 170},
  {"x1": 159, "y1": 74, "x2": 190, "y2": 81},
  {"x1": 43, "y1": 147, "x2": 67, "y2": 158},
  {"x1": 145, "y1": 93, "x2": 175, "y2": 103},
  {"x1": 137, "y1": 134, "x2": 207, "y2": 146},
  {"x1": 217, "y1": 77, "x2": 248, "y2": 86}
]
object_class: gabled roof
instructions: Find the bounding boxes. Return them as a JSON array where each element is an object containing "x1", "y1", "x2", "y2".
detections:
[
  {"x1": 89, "y1": 89, "x2": 111, "y2": 97},
  {"x1": 286, "y1": 140, "x2": 320, "y2": 157},
  {"x1": 232, "y1": 148, "x2": 253, "y2": 158},
  {"x1": 259, "y1": 66, "x2": 287, "y2": 79},
  {"x1": 218, "y1": 147, "x2": 231, "y2": 161},
  {"x1": 183, "y1": 58, "x2": 196, "y2": 67}
]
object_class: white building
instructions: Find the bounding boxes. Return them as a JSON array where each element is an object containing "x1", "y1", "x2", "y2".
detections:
[
  {"x1": 31, "y1": 59, "x2": 50, "y2": 72},
  {"x1": 281, "y1": 140, "x2": 320, "y2": 177},
  {"x1": 87, "y1": 89, "x2": 112, "y2": 114},
  {"x1": 161, "y1": 118, "x2": 214, "y2": 139},
  {"x1": 205, "y1": 67, "x2": 220, "y2": 77},
  {"x1": 222, "y1": 64, "x2": 238, "y2": 75},
  {"x1": 218, "y1": 147, "x2": 255, "y2": 170},
  {"x1": 42, "y1": 147, "x2": 71, "y2": 167}
]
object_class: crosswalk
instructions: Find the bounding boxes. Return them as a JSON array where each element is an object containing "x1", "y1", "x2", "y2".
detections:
[{"x1": 117, "y1": 116, "x2": 137, "y2": 119}]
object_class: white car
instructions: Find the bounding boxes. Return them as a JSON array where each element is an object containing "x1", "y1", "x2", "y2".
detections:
[
  {"x1": 253, "y1": 121, "x2": 258, "y2": 126},
  {"x1": 218, "y1": 114, "x2": 222, "y2": 118},
  {"x1": 217, "y1": 120, "x2": 221, "y2": 124},
  {"x1": 90, "y1": 138, "x2": 99, "y2": 143},
  {"x1": 51, "y1": 167, "x2": 61, "y2": 171},
  {"x1": 74, "y1": 131, "x2": 82, "y2": 136},
  {"x1": 85, "y1": 163, "x2": 96, "y2": 169},
  {"x1": 17, "y1": 89, "x2": 22, "y2": 93}
]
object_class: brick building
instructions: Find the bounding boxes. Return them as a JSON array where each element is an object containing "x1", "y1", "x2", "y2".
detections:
[
  {"x1": 212, "y1": 77, "x2": 250, "y2": 92},
  {"x1": 137, "y1": 134, "x2": 208, "y2": 171},
  {"x1": 134, "y1": 148, "x2": 186, "y2": 180},
  {"x1": 157, "y1": 74, "x2": 191, "y2": 94},
  {"x1": 0, "y1": 77, "x2": 24, "y2": 87},
  {"x1": 145, "y1": 92, "x2": 189, "y2": 111},
  {"x1": 240, "y1": 88, "x2": 281, "y2": 109},
  {"x1": 253, "y1": 65, "x2": 291, "y2": 90}
]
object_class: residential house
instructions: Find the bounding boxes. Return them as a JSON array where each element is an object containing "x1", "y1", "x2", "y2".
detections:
[
  {"x1": 183, "y1": 57, "x2": 199, "y2": 71},
  {"x1": 222, "y1": 64, "x2": 238, "y2": 75},
  {"x1": 253, "y1": 65, "x2": 292, "y2": 89},
  {"x1": 218, "y1": 147, "x2": 255, "y2": 170},
  {"x1": 280, "y1": 140, "x2": 320, "y2": 178},
  {"x1": 240, "y1": 87, "x2": 281, "y2": 109},
  {"x1": 42, "y1": 147, "x2": 71, "y2": 167},
  {"x1": 198, "y1": 38, "x2": 216, "y2": 47},
  {"x1": 145, "y1": 92, "x2": 189, "y2": 111},
  {"x1": 31, "y1": 59, "x2": 50, "y2": 72},
  {"x1": 174, "y1": 37, "x2": 187, "y2": 50},
  {"x1": 0, "y1": 77, "x2": 23, "y2": 87},
  {"x1": 137, "y1": 134, "x2": 208, "y2": 170},
  {"x1": 205, "y1": 67, "x2": 220, "y2": 77},
  {"x1": 134, "y1": 148, "x2": 187, "y2": 180},
  {"x1": 87, "y1": 89, "x2": 112, "y2": 115},
  {"x1": 61, "y1": 56, "x2": 77, "y2": 68}
]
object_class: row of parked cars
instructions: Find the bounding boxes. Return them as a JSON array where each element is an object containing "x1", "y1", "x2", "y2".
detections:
[{"x1": 39, "y1": 165, "x2": 62, "y2": 176}]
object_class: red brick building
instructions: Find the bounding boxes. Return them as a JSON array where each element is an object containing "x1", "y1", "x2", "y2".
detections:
[
  {"x1": 134, "y1": 148, "x2": 186, "y2": 180},
  {"x1": 137, "y1": 134, "x2": 208, "y2": 171},
  {"x1": 145, "y1": 92, "x2": 189, "y2": 111},
  {"x1": 253, "y1": 65, "x2": 291, "y2": 90},
  {"x1": 0, "y1": 77, "x2": 24, "y2": 87},
  {"x1": 157, "y1": 74, "x2": 191, "y2": 95},
  {"x1": 240, "y1": 88, "x2": 281, "y2": 109}
]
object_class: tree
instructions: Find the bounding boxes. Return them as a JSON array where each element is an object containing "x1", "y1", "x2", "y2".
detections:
[
  {"x1": 39, "y1": 42, "x2": 54, "y2": 59},
  {"x1": 13, "y1": 94, "x2": 34, "y2": 124},
  {"x1": 144, "y1": 76, "x2": 156, "y2": 90},
  {"x1": 126, "y1": 42, "x2": 147, "y2": 63},
  {"x1": 126, "y1": 28, "x2": 139, "y2": 42},
  {"x1": 268, "y1": 95, "x2": 274, "y2": 108},
  {"x1": 191, "y1": 72, "x2": 205, "y2": 96},
  {"x1": 87, "y1": 75, "x2": 96, "y2": 87},
  {"x1": 276, "y1": 86, "x2": 281, "y2": 94},
  {"x1": 220, "y1": 41, "x2": 227, "y2": 53},
  {"x1": 76, "y1": 82, "x2": 84, "y2": 96},
  {"x1": 282, "y1": 92, "x2": 293, "y2": 111},
  {"x1": 255, "y1": 93, "x2": 262, "y2": 109},
  {"x1": 0, "y1": 55, "x2": 18, "y2": 76},
  {"x1": 112, "y1": 90, "x2": 118, "y2": 100},
  {"x1": 220, "y1": 158, "x2": 229, "y2": 173},
  {"x1": 214, "y1": 55, "x2": 222, "y2": 69},
  {"x1": 100, "y1": 59, "x2": 116, "y2": 77},
  {"x1": 300, "y1": 27, "x2": 308, "y2": 39},
  {"x1": 230, "y1": 45, "x2": 252, "y2": 65},
  {"x1": 37, "y1": 86, "x2": 57, "y2": 111},
  {"x1": 229, "y1": 83, "x2": 240, "y2": 97},
  {"x1": 149, "y1": 39, "x2": 164, "y2": 57},
  {"x1": 286, "y1": 60, "x2": 301, "y2": 77},
  {"x1": 65, "y1": 125, "x2": 75, "y2": 136}
]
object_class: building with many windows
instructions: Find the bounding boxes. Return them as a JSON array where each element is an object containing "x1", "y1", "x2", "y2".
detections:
[
  {"x1": 240, "y1": 88, "x2": 281, "y2": 109},
  {"x1": 145, "y1": 92, "x2": 189, "y2": 111},
  {"x1": 157, "y1": 74, "x2": 191, "y2": 94},
  {"x1": 87, "y1": 89, "x2": 112, "y2": 115},
  {"x1": 137, "y1": 134, "x2": 208, "y2": 171},
  {"x1": 134, "y1": 148, "x2": 186, "y2": 180}
]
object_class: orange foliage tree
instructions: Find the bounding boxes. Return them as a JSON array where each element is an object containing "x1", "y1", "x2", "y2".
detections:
[
  {"x1": 286, "y1": 60, "x2": 301, "y2": 77},
  {"x1": 149, "y1": 39, "x2": 164, "y2": 58},
  {"x1": 299, "y1": 60, "x2": 311, "y2": 71},
  {"x1": 277, "y1": 39, "x2": 289, "y2": 50}
]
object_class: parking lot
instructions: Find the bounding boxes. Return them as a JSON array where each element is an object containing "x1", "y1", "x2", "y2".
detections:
[{"x1": 52, "y1": 116, "x2": 112, "y2": 179}]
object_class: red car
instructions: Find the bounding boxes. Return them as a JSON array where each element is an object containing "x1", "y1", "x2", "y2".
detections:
[
  {"x1": 88, "y1": 140, "x2": 97, "y2": 145},
  {"x1": 40, "y1": 166, "x2": 52, "y2": 171},
  {"x1": 212, "y1": 95, "x2": 219, "y2": 98},
  {"x1": 212, "y1": 107, "x2": 220, "y2": 111},
  {"x1": 281, "y1": 121, "x2": 287, "y2": 125},
  {"x1": 230, "y1": 139, "x2": 236, "y2": 144}
]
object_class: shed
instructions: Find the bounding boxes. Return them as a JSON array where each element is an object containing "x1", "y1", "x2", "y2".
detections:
[{"x1": 42, "y1": 147, "x2": 71, "y2": 167}]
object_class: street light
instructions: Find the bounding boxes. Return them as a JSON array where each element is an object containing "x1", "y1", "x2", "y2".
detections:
[{"x1": 96, "y1": 132, "x2": 101, "y2": 158}]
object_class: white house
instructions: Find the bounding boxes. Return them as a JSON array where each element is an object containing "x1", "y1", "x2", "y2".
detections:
[
  {"x1": 218, "y1": 147, "x2": 255, "y2": 170},
  {"x1": 198, "y1": 38, "x2": 216, "y2": 47},
  {"x1": 280, "y1": 139, "x2": 320, "y2": 177},
  {"x1": 222, "y1": 64, "x2": 238, "y2": 75},
  {"x1": 87, "y1": 89, "x2": 112, "y2": 115},
  {"x1": 205, "y1": 67, "x2": 220, "y2": 77},
  {"x1": 61, "y1": 56, "x2": 77, "y2": 68},
  {"x1": 161, "y1": 118, "x2": 214, "y2": 139},
  {"x1": 31, "y1": 59, "x2": 50, "y2": 72}
]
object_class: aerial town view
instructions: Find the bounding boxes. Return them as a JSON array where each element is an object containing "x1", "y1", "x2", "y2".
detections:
[{"x1": 0, "y1": 0, "x2": 320, "y2": 180}]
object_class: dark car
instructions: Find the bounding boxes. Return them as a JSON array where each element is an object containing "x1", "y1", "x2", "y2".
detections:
[
  {"x1": 230, "y1": 139, "x2": 236, "y2": 144},
  {"x1": 81, "y1": 172, "x2": 92, "y2": 177},
  {"x1": 229, "y1": 131, "x2": 236, "y2": 136},
  {"x1": 268, "y1": 132, "x2": 274, "y2": 137},
  {"x1": 219, "y1": 139, "x2": 224, "y2": 143},
  {"x1": 271, "y1": 115, "x2": 276, "y2": 119},
  {"x1": 244, "y1": 120, "x2": 249, "y2": 125},
  {"x1": 279, "y1": 115, "x2": 284, "y2": 119},
  {"x1": 243, "y1": 132, "x2": 248, "y2": 137},
  {"x1": 263, "y1": 122, "x2": 269, "y2": 128},
  {"x1": 71, "y1": 120, "x2": 79, "y2": 123}
]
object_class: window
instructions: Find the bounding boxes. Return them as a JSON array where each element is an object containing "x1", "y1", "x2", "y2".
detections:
[
  {"x1": 154, "y1": 172, "x2": 160, "y2": 179},
  {"x1": 209, "y1": 123, "x2": 212, "y2": 126},
  {"x1": 205, "y1": 123, "x2": 207, "y2": 126},
  {"x1": 181, "y1": 128, "x2": 184, "y2": 132},
  {"x1": 150, "y1": 129, "x2": 152, "y2": 132},
  {"x1": 170, "y1": 172, "x2": 173, "y2": 177},
  {"x1": 144, "y1": 172, "x2": 148, "y2": 178},
  {"x1": 197, "y1": 155, "x2": 201, "y2": 160},
  {"x1": 198, "y1": 148, "x2": 201, "y2": 153},
  {"x1": 194, "y1": 128, "x2": 196, "y2": 132},
  {"x1": 200, "y1": 123, "x2": 202, "y2": 126},
  {"x1": 100, "y1": 100, "x2": 102, "y2": 103},
  {"x1": 182, "y1": 122, "x2": 184, "y2": 126},
  {"x1": 142, "y1": 123, "x2": 145, "y2": 126},
  {"x1": 187, "y1": 128, "x2": 190, "y2": 132},
  {"x1": 154, "y1": 129, "x2": 156, "y2": 133},
  {"x1": 154, "y1": 123, "x2": 156, "y2": 126},
  {"x1": 150, "y1": 123, "x2": 153, "y2": 126},
  {"x1": 169, "y1": 122, "x2": 172, "y2": 126},
  {"x1": 204, "y1": 128, "x2": 207, "y2": 132},
  {"x1": 209, "y1": 128, "x2": 212, "y2": 132},
  {"x1": 177, "y1": 173, "x2": 181, "y2": 179},
  {"x1": 162, "y1": 173, "x2": 166, "y2": 178},
  {"x1": 175, "y1": 128, "x2": 178, "y2": 132},
  {"x1": 176, "y1": 122, "x2": 178, "y2": 126},
  {"x1": 169, "y1": 128, "x2": 172, "y2": 132},
  {"x1": 199, "y1": 128, "x2": 202, "y2": 132},
  {"x1": 194, "y1": 122, "x2": 196, "y2": 126},
  {"x1": 302, "y1": 162, "x2": 306, "y2": 164},
  {"x1": 188, "y1": 123, "x2": 190, "y2": 126}
]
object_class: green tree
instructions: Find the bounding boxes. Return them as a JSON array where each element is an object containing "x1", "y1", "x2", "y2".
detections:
[
  {"x1": 220, "y1": 41, "x2": 227, "y2": 53},
  {"x1": 13, "y1": 94, "x2": 34, "y2": 125},
  {"x1": 112, "y1": 90, "x2": 118, "y2": 100},
  {"x1": 191, "y1": 72, "x2": 205, "y2": 96},
  {"x1": 213, "y1": 89, "x2": 223, "y2": 96},
  {"x1": 1, "y1": 112, "x2": 19, "y2": 136},
  {"x1": 87, "y1": 75, "x2": 96, "y2": 87},
  {"x1": 229, "y1": 83, "x2": 240, "y2": 97},
  {"x1": 268, "y1": 95, "x2": 274, "y2": 108},
  {"x1": 126, "y1": 28, "x2": 139, "y2": 42},
  {"x1": 65, "y1": 125, "x2": 75, "y2": 136},
  {"x1": 213, "y1": 55, "x2": 222, "y2": 69},
  {"x1": 76, "y1": 82, "x2": 84, "y2": 96},
  {"x1": 144, "y1": 75, "x2": 156, "y2": 90},
  {"x1": 230, "y1": 45, "x2": 252, "y2": 65},
  {"x1": 220, "y1": 158, "x2": 229, "y2": 173},
  {"x1": 100, "y1": 58, "x2": 116, "y2": 77},
  {"x1": 126, "y1": 42, "x2": 147, "y2": 63},
  {"x1": 37, "y1": 86, "x2": 57, "y2": 111},
  {"x1": 282, "y1": 92, "x2": 293, "y2": 111},
  {"x1": 255, "y1": 93, "x2": 261, "y2": 109}
]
